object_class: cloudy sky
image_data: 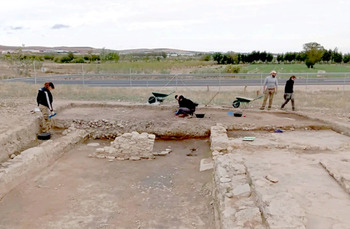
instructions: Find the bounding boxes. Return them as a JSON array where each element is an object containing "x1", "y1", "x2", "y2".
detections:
[{"x1": 1, "y1": 0, "x2": 349, "y2": 53}]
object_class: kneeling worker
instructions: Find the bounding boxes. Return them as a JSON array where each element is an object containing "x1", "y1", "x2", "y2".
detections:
[{"x1": 175, "y1": 95, "x2": 198, "y2": 117}]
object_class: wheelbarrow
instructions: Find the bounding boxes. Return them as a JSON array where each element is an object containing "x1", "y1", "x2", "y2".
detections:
[
  {"x1": 232, "y1": 95, "x2": 263, "y2": 108},
  {"x1": 148, "y1": 91, "x2": 175, "y2": 104}
]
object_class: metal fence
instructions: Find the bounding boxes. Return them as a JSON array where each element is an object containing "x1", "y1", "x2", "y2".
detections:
[{"x1": 3, "y1": 72, "x2": 350, "y2": 89}]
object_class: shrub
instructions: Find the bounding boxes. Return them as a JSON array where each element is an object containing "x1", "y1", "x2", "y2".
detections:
[
  {"x1": 60, "y1": 56, "x2": 72, "y2": 63},
  {"x1": 225, "y1": 65, "x2": 241, "y2": 73},
  {"x1": 71, "y1": 58, "x2": 85, "y2": 63},
  {"x1": 44, "y1": 55, "x2": 55, "y2": 61}
]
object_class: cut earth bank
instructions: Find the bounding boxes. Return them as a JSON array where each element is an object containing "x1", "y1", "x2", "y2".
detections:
[{"x1": 1, "y1": 99, "x2": 350, "y2": 228}]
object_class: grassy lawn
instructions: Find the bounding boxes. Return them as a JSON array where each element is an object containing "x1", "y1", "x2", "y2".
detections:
[
  {"x1": 240, "y1": 63, "x2": 350, "y2": 73},
  {"x1": 1, "y1": 59, "x2": 350, "y2": 79}
]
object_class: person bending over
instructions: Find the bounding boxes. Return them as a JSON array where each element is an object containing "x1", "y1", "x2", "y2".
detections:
[{"x1": 175, "y1": 95, "x2": 198, "y2": 117}]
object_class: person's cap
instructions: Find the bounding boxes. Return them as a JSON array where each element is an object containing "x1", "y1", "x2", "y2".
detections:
[
  {"x1": 49, "y1": 82, "x2": 55, "y2": 89},
  {"x1": 270, "y1": 70, "x2": 277, "y2": 74}
]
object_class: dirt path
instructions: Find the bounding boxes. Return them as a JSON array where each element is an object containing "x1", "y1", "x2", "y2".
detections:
[{"x1": 0, "y1": 139, "x2": 214, "y2": 229}]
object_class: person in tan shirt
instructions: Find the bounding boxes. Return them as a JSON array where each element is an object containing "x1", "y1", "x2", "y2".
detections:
[{"x1": 260, "y1": 70, "x2": 278, "y2": 110}]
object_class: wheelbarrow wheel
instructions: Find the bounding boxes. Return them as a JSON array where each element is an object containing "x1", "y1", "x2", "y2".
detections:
[
  {"x1": 148, "y1": 96, "x2": 157, "y2": 104},
  {"x1": 232, "y1": 100, "x2": 240, "y2": 108}
]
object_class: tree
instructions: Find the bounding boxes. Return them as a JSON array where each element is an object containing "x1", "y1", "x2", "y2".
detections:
[
  {"x1": 105, "y1": 52, "x2": 120, "y2": 62},
  {"x1": 322, "y1": 49, "x2": 332, "y2": 62},
  {"x1": 212, "y1": 52, "x2": 224, "y2": 64},
  {"x1": 161, "y1": 52, "x2": 167, "y2": 59},
  {"x1": 212, "y1": 52, "x2": 233, "y2": 64},
  {"x1": 266, "y1": 53, "x2": 273, "y2": 62},
  {"x1": 226, "y1": 52, "x2": 239, "y2": 64},
  {"x1": 343, "y1": 54, "x2": 350, "y2": 63},
  {"x1": 296, "y1": 52, "x2": 307, "y2": 62},
  {"x1": 200, "y1": 54, "x2": 211, "y2": 61},
  {"x1": 284, "y1": 52, "x2": 297, "y2": 62},
  {"x1": 67, "y1": 52, "x2": 75, "y2": 61},
  {"x1": 303, "y1": 42, "x2": 325, "y2": 68},
  {"x1": 259, "y1": 51, "x2": 267, "y2": 62},
  {"x1": 277, "y1": 54, "x2": 284, "y2": 62},
  {"x1": 332, "y1": 48, "x2": 343, "y2": 63}
]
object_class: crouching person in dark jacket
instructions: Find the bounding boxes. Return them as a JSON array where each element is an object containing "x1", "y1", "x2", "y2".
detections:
[
  {"x1": 175, "y1": 95, "x2": 198, "y2": 117},
  {"x1": 37, "y1": 82, "x2": 55, "y2": 133}
]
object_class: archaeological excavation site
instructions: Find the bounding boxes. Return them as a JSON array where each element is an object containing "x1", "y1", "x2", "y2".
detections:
[{"x1": 1, "y1": 101, "x2": 350, "y2": 229}]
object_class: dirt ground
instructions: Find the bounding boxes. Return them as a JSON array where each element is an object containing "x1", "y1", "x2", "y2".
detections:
[
  {"x1": 1, "y1": 96, "x2": 350, "y2": 228},
  {"x1": 0, "y1": 138, "x2": 214, "y2": 229},
  {"x1": 53, "y1": 103, "x2": 328, "y2": 139},
  {"x1": 230, "y1": 129, "x2": 350, "y2": 228}
]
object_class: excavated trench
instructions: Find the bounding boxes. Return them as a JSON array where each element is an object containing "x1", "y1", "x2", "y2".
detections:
[
  {"x1": 1, "y1": 103, "x2": 350, "y2": 228},
  {"x1": 0, "y1": 104, "x2": 218, "y2": 228}
]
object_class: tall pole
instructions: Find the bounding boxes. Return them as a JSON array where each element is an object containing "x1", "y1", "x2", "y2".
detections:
[
  {"x1": 129, "y1": 68, "x2": 132, "y2": 87},
  {"x1": 33, "y1": 60, "x2": 37, "y2": 85},
  {"x1": 82, "y1": 64, "x2": 85, "y2": 86}
]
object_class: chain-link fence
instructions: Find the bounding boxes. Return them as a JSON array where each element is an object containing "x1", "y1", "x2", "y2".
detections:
[{"x1": 4, "y1": 72, "x2": 350, "y2": 91}]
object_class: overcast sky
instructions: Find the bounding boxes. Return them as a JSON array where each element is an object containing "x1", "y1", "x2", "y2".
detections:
[{"x1": 1, "y1": 0, "x2": 349, "y2": 53}]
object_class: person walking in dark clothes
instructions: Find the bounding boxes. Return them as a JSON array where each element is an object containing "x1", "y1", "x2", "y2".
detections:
[
  {"x1": 175, "y1": 95, "x2": 198, "y2": 117},
  {"x1": 37, "y1": 82, "x2": 55, "y2": 133},
  {"x1": 281, "y1": 75, "x2": 296, "y2": 111}
]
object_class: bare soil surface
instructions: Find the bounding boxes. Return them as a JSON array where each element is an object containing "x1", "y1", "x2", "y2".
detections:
[
  {"x1": 0, "y1": 138, "x2": 214, "y2": 229},
  {"x1": 1, "y1": 97, "x2": 350, "y2": 228},
  {"x1": 54, "y1": 103, "x2": 327, "y2": 139},
  {"x1": 232, "y1": 130, "x2": 350, "y2": 228}
]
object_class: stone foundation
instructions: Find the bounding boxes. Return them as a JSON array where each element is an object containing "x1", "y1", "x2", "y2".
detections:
[{"x1": 90, "y1": 131, "x2": 156, "y2": 161}]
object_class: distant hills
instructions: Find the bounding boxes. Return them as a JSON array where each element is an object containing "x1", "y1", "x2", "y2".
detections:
[{"x1": 0, "y1": 45, "x2": 207, "y2": 55}]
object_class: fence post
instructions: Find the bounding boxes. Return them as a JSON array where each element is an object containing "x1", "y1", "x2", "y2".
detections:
[
  {"x1": 129, "y1": 68, "x2": 132, "y2": 87},
  {"x1": 82, "y1": 64, "x2": 85, "y2": 86},
  {"x1": 33, "y1": 60, "x2": 37, "y2": 85},
  {"x1": 176, "y1": 74, "x2": 178, "y2": 90}
]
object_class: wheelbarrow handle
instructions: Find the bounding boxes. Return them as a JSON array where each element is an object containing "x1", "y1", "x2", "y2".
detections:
[{"x1": 252, "y1": 96, "x2": 263, "y2": 101}]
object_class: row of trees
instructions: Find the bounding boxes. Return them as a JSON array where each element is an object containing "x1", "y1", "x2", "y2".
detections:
[
  {"x1": 213, "y1": 42, "x2": 350, "y2": 68},
  {"x1": 58, "y1": 51, "x2": 120, "y2": 63},
  {"x1": 212, "y1": 51, "x2": 274, "y2": 65}
]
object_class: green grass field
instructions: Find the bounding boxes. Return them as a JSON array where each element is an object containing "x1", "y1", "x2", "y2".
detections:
[
  {"x1": 1, "y1": 58, "x2": 350, "y2": 79},
  {"x1": 240, "y1": 63, "x2": 350, "y2": 73}
]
